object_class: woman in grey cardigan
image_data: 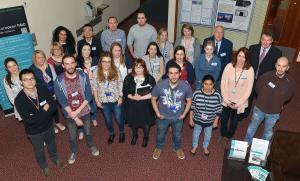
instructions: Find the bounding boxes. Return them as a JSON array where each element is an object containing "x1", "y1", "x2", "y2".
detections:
[{"x1": 175, "y1": 23, "x2": 201, "y2": 66}]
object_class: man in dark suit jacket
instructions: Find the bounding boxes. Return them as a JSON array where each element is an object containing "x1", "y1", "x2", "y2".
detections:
[
  {"x1": 249, "y1": 32, "x2": 282, "y2": 80},
  {"x1": 77, "y1": 24, "x2": 102, "y2": 59},
  {"x1": 202, "y1": 25, "x2": 233, "y2": 81},
  {"x1": 243, "y1": 32, "x2": 282, "y2": 119}
]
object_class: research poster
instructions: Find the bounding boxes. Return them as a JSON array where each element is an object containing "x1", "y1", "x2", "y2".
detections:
[
  {"x1": 215, "y1": 0, "x2": 255, "y2": 31},
  {"x1": 180, "y1": 0, "x2": 216, "y2": 26},
  {"x1": 0, "y1": 6, "x2": 33, "y2": 116}
]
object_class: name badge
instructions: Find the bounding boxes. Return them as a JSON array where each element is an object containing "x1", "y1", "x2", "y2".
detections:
[
  {"x1": 169, "y1": 105, "x2": 176, "y2": 111},
  {"x1": 105, "y1": 92, "x2": 112, "y2": 97},
  {"x1": 115, "y1": 38, "x2": 121, "y2": 42},
  {"x1": 72, "y1": 100, "x2": 80, "y2": 105},
  {"x1": 40, "y1": 100, "x2": 47, "y2": 106},
  {"x1": 241, "y1": 74, "x2": 247, "y2": 79},
  {"x1": 90, "y1": 66, "x2": 96, "y2": 71},
  {"x1": 268, "y1": 82, "x2": 275, "y2": 88},
  {"x1": 71, "y1": 91, "x2": 78, "y2": 97},
  {"x1": 201, "y1": 113, "x2": 208, "y2": 120},
  {"x1": 211, "y1": 62, "x2": 217, "y2": 66},
  {"x1": 220, "y1": 53, "x2": 226, "y2": 57},
  {"x1": 92, "y1": 47, "x2": 96, "y2": 51}
]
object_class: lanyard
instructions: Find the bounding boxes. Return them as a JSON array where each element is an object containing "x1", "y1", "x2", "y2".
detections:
[
  {"x1": 234, "y1": 68, "x2": 244, "y2": 88},
  {"x1": 25, "y1": 92, "x2": 39, "y2": 110}
]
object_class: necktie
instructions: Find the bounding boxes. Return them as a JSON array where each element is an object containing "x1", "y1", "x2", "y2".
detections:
[
  {"x1": 215, "y1": 42, "x2": 219, "y2": 55},
  {"x1": 255, "y1": 48, "x2": 266, "y2": 79},
  {"x1": 259, "y1": 48, "x2": 266, "y2": 65}
]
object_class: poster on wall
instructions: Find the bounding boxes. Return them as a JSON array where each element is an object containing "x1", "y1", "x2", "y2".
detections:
[
  {"x1": 215, "y1": 0, "x2": 255, "y2": 31},
  {"x1": 0, "y1": 6, "x2": 33, "y2": 117},
  {"x1": 180, "y1": 0, "x2": 217, "y2": 26}
]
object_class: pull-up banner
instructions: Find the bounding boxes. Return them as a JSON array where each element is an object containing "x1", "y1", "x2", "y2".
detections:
[
  {"x1": 0, "y1": 6, "x2": 30, "y2": 38},
  {"x1": 0, "y1": 6, "x2": 33, "y2": 117}
]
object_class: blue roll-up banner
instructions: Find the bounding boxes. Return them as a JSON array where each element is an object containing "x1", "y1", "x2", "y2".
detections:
[{"x1": 0, "y1": 6, "x2": 34, "y2": 117}]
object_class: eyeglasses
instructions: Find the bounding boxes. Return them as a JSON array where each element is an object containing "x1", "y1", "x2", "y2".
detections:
[
  {"x1": 101, "y1": 61, "x2": 111, "y2": 64},
  {"x1": 135, "y1": 66, "x2": 144, "y2": 69},
  {"x1": 22, "y1": 78, "x2": 36, "y2": 82}
]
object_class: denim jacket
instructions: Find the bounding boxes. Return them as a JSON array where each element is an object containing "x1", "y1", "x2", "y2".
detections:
[{"x1": 54, "y1": 69, "x2": 93, "y2": 117}]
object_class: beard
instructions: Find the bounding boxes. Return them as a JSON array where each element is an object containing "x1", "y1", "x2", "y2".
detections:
[{"x1": 66, "y1": 67, "x2": 76, "y2": 75}]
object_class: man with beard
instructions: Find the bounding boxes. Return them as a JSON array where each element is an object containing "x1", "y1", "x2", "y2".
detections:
[
  {"x1": 151, "y1": 62, "x2": 192, "y2": 160},
  {"x1": 54, "y1": 55, "x2": 99, "y2": 164},
  {"x1": 244, "y1": 57, "x2": 294, "y2": 144}
]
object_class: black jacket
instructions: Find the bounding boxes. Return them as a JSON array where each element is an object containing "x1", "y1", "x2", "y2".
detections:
[
  {"x1": 249, "y1": 44, "x2": 282, "y2": 79},
  {"x1": 15, "y1": 85, "x2": 57, "y2": 135}
]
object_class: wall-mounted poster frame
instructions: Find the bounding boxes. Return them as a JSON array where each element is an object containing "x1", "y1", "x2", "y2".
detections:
[
  {"x1": 215, "y1": 0, "x2": 256, "y2": 32},
  {"x1": 180, "y1": 0, "x2": 219, "y2": 27}
]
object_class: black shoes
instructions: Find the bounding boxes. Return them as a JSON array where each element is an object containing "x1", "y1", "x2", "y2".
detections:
[
  {"x1": 142, "y1": 137, "x2": 148, "y2": 147},
  {"x1": 119, "y1": 133, "x2": 125, "y2": 143},
  {"x1": 108, "y1": 134, "x2": 115, "y2": 144},
  {"x1": 131, "y1": 135, "x2": 138, "y2": 145}
]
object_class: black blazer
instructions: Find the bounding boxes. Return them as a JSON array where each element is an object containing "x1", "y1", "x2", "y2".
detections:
[
  {"x1": 202, "y1": 36, "x2": 233, "y2": 81},
  {"x1": 249, "y1": 44, "x2": 282, "y2": 79},
  {"x1": 77, "y1": 37, "x2": 103, "y2": 59},
  {"x1": 15, "y1": 85, "x2": 57, "y2": 135}
]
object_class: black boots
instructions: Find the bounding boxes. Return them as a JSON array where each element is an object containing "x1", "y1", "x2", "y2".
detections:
[
  {"x1": 108, "y1": 134, "x2": 115, "y2": 144},
  {"x1": 119, "y1": 133, "x2": 125, "y2": 143},
  {"x1": 131, "y1": 135, "x2": 138, "y2": 145},
  {"x1": 142, "y1": 137, "x2": 149, "y2": 147}
]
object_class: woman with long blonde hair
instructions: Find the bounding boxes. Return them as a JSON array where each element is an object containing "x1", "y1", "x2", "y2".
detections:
[{"x1": 93, "y1": 52, "x2": 124, "y2": 144}]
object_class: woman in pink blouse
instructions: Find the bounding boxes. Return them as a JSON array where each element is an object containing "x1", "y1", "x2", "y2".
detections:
[{"x1": 219, "y1": 47, "x2": 254, "y2": 145}]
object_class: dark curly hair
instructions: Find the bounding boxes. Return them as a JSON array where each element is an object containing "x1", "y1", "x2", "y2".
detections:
[{"x1": 52, "y1": 26, "x2": 75, "y2": 46}]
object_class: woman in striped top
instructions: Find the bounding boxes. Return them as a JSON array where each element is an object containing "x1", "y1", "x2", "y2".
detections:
[{"x1": 189, "y1": 75, "x2": 222, "y2": 156}]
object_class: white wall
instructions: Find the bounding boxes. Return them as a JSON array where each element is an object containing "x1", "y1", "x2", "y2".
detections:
[{"x1": 0, "y1": 0, "x2": 139, "y2": 56}]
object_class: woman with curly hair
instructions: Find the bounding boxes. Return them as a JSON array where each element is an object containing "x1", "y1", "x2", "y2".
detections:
[{"x1": 52, "y1": 26, "x2": 76, "y2": 56}]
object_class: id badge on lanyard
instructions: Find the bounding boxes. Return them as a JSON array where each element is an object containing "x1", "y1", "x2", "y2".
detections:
[{"x1": 71, "y1": 91, "x2": 79, "y2": 106}]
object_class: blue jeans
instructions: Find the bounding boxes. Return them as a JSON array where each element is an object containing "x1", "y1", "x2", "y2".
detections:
[
  {"x1": 156, "y1": 119, "x2": 183, "y2": 150},
  {"x1": 102, "y1": 102, "x2": 124, "y2": 135},
  {"x1": 65, "y1": 114, "x2": 94, "y2": 153},
  {"x1": 90, "y1": 98, "x2": 97, "y2": 121},
  {"x1": 244, "y1": 106, "x2": 279, "y2": 144},
  {"x1": 192, "y1": 124, "x2": 212, "y2": 149},
  {"x1": 28, "y1": 126, "x2": 58, "y2": 169}
]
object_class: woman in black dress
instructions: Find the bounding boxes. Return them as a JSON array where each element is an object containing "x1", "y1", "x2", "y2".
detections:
[{"x1": 123, "y1": 59, "x2": 156, "y2": 147}]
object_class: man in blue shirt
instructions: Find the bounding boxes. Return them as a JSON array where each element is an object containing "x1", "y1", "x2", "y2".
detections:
[
  {"x1": 101, "y1": 16, "x2": 126, "y2": 53},
  {"x1": 151, "y1": 62, "x2": 192, "y2": 160}
]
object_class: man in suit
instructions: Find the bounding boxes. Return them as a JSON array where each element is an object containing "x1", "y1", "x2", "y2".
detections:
[
  {"x1": 202, "y1": 25, "x2": 233, "y2": 83},
  {"x1": 243, "y1": 32, "x2": 282, "y2": 118},
  {"x1": 249, "y1": 32, "x2": 282, "y2": 80}
]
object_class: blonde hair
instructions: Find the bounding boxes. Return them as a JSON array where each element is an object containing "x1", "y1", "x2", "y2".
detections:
[
  {"x1": 97, "y1": 52, "x2": 119, "y2": 82},
  {"x1": 110, "y1": 42, "x2": 125, "y2": 66},
  {"x1": 156, "y1": 27, "x2": 168, "y2": 46},
  {"x1": 32, "y1": 50, "x2": 48, "y2": 69},
  {"x1": 51, "y1": 42, "x2": 64, "y2": 55}
]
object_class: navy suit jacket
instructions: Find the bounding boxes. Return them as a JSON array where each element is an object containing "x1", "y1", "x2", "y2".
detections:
[
  {"x1": 202, "y1": 36, "x2": 233, "y2": 81},
  {"x1": 249, "y1": 44, "x2": 282, "y2": 79}
]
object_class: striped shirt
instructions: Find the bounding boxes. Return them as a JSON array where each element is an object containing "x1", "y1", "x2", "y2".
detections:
[{"x1": 191, "y1": 89, "x2": 223, "y2": 127}]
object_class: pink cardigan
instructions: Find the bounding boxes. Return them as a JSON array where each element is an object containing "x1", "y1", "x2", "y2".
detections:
[{"x1": 221, "y1": 63, "x2": 254, "y2": 114}]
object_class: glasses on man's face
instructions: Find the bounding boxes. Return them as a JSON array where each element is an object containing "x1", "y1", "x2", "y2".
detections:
[{"x1": 22, "y1": 78, "x2": 36, "y2": 82}]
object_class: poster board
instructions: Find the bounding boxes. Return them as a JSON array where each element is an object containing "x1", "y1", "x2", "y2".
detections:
[
  {"x1": 215, "y1": 0, "x2": 255, "y2": 31},
  {"x1": 180, "y1": 0, "x2": 217, "y2": 26},
  {"x1": 0, "y1": 6, "x2": 33, "y2": 116}
]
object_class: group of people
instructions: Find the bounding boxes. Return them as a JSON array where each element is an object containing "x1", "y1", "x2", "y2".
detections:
[{"x1": 2, "y1": 10, "x2": 295, "y2": 177}]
